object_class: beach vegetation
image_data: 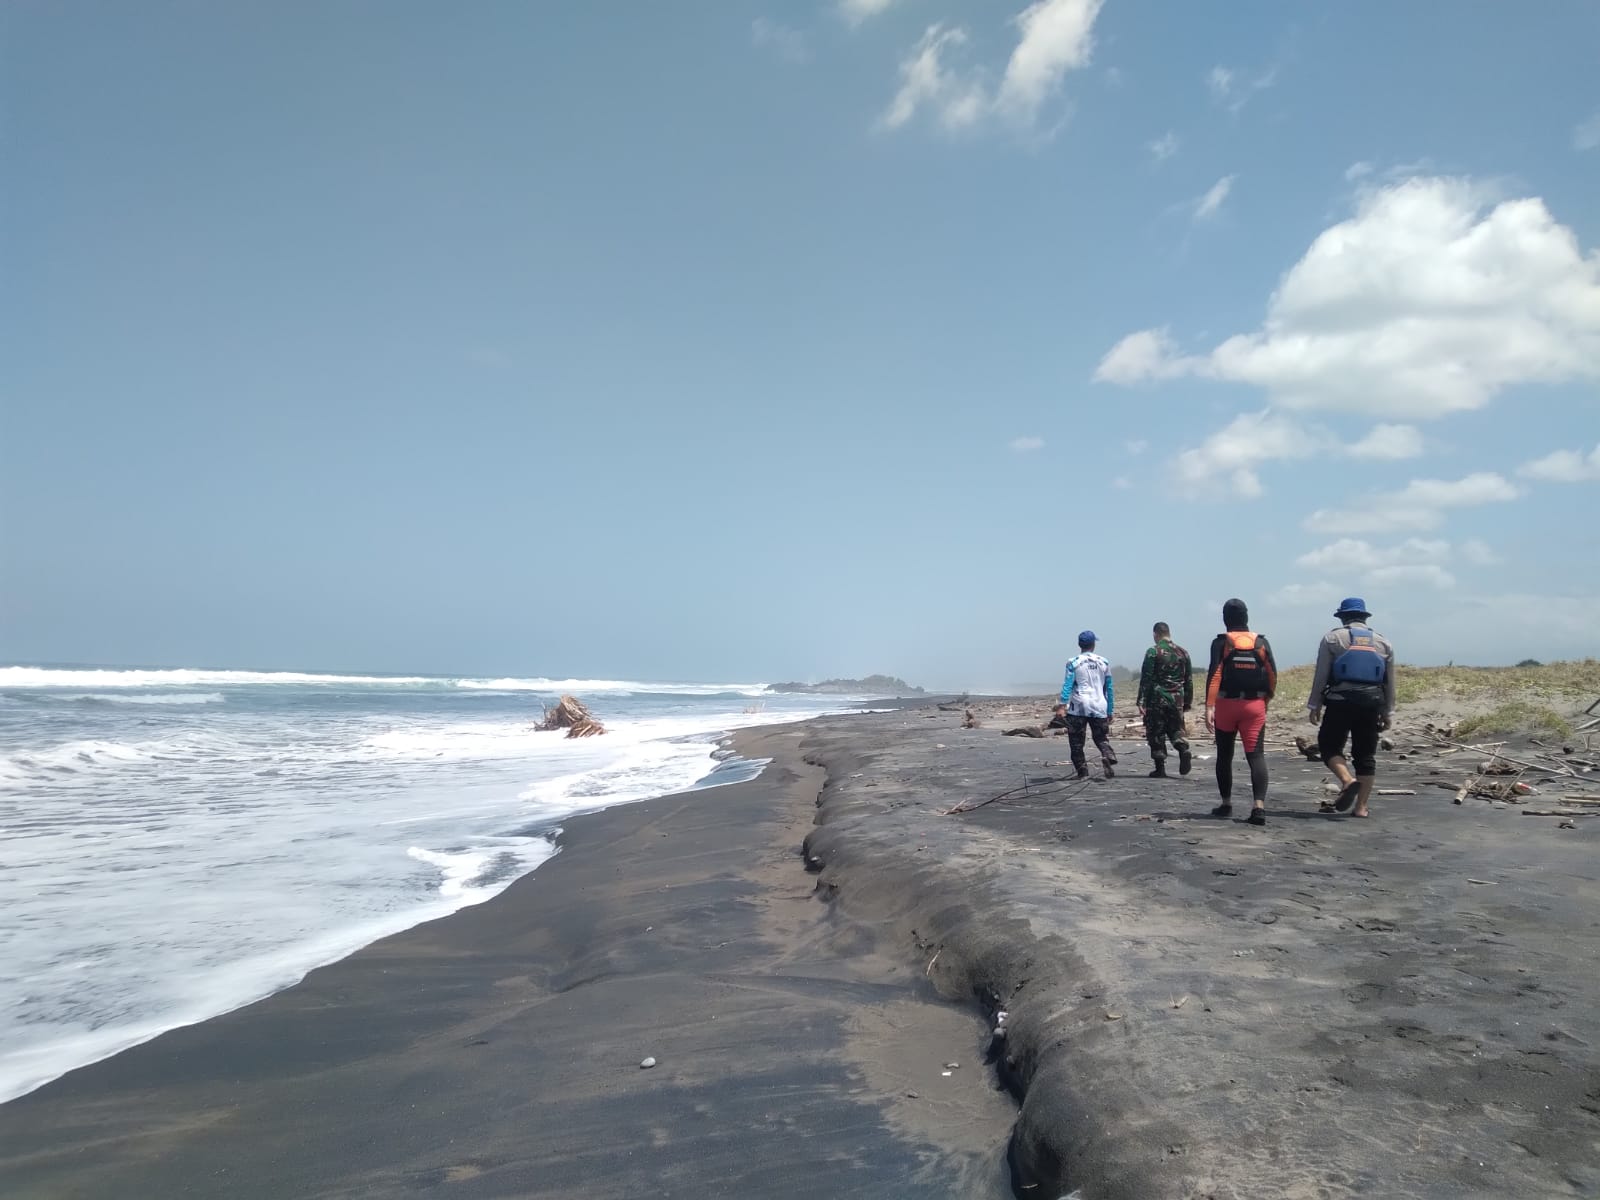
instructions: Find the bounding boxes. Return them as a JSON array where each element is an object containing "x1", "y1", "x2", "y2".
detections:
[
  {"x1": 1192, "y1": 659, "x2": 1600, "y2": 711},
  {"x1": 1455, "y1": 701, "x2": 1574, "y2": 739}
]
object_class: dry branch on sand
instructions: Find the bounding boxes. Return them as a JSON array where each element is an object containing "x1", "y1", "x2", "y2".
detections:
[{"x1": 537, "y1": 694, "x2": 606, "y2": 738}]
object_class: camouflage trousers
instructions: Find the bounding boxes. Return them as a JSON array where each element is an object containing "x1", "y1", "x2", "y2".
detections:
[
  {"x1": 1143, "y1": 704, "x2": 1191, "y2": 762},
  {"x1": 1065, "y1": 714, "x2": 1117, "y2": 772}
]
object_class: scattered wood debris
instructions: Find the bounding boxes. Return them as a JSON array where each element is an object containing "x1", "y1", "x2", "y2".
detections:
[{"x1": 537, "y1": 694, "x2": 606, "y2": 738}]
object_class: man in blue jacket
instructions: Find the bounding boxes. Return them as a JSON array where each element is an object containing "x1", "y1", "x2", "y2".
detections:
[{"x1": 1057, "y1": 631, "x2": 1117, "y2": 780}]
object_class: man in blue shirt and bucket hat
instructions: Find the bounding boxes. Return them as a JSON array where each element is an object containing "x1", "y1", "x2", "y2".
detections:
[{"x1": 1307, "y1": 597, "x2": 1396, "y2": 818}]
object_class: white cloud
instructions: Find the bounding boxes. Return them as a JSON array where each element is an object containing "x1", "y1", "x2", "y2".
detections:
[
  {"x1": 1294, "y1": 538, "x2": 1459, "y2": 589},
  {"x1": 1269, "y1": 581, "x2": 1336, "y2": 607},
  {"x1": 881, "y1": 25, "x2": 984, "y2": 131},
  {"x1": 881, "y1": 0, "x2": 1104, "y2": 133},
  {"x1": 1344, "y1": 161, "x2": 1374, "y2": 182},
  {"x1": 751, "y1": 18, "x2": 809, "y2": 63},
  {"x1": 1367, "y1": 563, "x2": 1456, "y2": 589},
  {"x1": 1576, "y1": 111, "x2": 1600, "y2": 152},
  {"x1": 1010, "y1": 435, "x2": 1045, "y2": 452},
  {"x1": 1125, "y1": 438, "x2": 1149, "y2": 456},
  {"x1": 1148, "y1": 131, "x2": 1179, "y2": 163},
  {"x1": 1094, "y1": 328, "x2": 1187, "y2": 384},
  {"x1": 1446, "y1": 593, "x2": 1599, "y2": 643},
  {"x1": 1304, "y1": 472, "x2": 1521, "y2": 533},
  {"x1": 1347, "y1": 423, "x2": 1424, "y2": 460},
  {"x1": 1094, "y1": 176, "x2": 1600, "y2": 418},
  {"x1": 996, "y1": 0, "x2": 1105, "y2": 118},
  {"x1": 1193, "y1": 174, "x2": 1234, "y2": 221},
  {"x1": 840, "y1": 0, "x2": 897, "y2": 27},
  {"x1": 1207, "y1": 63, "x2": 1277, "y2": 113},
  {"x1": 1113, "y1": 475, "x2": 1131, "y2": 490},
  {"x1": 1296, "y1": 537, "x2": 1451, "y2": 573},
  {"x1": 1281, "y1": 536, "x2": 1512, "y2": 608},
  {"x1": 1174, "y1": 409, "x2": 1314, "y2": 498},
  {"x1": 1163, "y1": 416, "x2": 1413, "y2": 500},
  {"x1": 1519, "y1": 443, "x2": 1600, "y2": 482}
]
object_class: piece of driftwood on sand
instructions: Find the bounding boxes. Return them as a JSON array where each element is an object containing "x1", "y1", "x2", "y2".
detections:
[{"x1": 537, "y1": 694, "x2": 606, "y2": 738}]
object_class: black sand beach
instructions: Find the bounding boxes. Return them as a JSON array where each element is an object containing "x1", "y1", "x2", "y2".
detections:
[
  {"x1": 4, "y1": 705, "x2": 1599, "y2": 1199},
  {"x1": 0, "y1": 725, "x2": 1014, "y2": 1200}
]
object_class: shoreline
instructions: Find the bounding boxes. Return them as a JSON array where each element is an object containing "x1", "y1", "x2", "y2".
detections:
[
  {"x1": 0, "y1": 719, "x2": 1014, "y2": 1200},
  {"x1": 0, "y1": 703, "x2": 853, "y2": 1109},
  {"x1": 7, "y1": 699, "x2": 1597, "y2": 1198}
]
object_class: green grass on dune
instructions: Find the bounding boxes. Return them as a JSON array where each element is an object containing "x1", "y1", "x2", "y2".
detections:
[
  {"x1": 1455, "y1": 701, "x2": 1574, "y2": 739},
  {"x1": 1389, "y1": 660, "x2": 1600, "y2": 705},
  {"x1": 1189, "y1": 660, "x2": 1600, "y2": 710}
]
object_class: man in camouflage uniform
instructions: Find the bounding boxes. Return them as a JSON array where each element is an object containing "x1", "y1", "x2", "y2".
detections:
[{"x1": 1137, "y1": 621, "x2": 1193, "y2": 778}]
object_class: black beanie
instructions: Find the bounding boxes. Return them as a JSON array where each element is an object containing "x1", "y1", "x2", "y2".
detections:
[{"x1": 1222, "y1": 598, "x2": 1249, "y2": 629}]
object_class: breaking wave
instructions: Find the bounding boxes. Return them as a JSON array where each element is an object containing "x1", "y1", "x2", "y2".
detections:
[{"x1": 0, "y1": 667, "x2": 430, "y2": 689}]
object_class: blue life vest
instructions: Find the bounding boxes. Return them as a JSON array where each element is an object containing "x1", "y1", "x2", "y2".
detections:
[{"x1": 1331, "y1": 627, "x2": 1386, "y2": 686}]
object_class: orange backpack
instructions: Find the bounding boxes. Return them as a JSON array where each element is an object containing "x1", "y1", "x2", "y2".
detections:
[{"x1": 1219, "y1": 631, "x2": 1269, "y2": 696}]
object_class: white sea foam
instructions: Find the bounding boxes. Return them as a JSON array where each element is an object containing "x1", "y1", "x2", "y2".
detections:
[
  {"x1": 454, "y1": 676, "x2": 770, "y2": 697},
  {"x1": 0, "y1": 667, "x2": 431, "y2": 689},
  {"x1": 1, "y1": 666, "x2": 772, "y2": 697},
  {"x1": 0, "y1": 738, "x2": 163, "y2": 788},
  {"x1": 63, "y1": 692, "x2": 226, "y2": 706},
  {"x1": 0, "y1": 673, "x2": 848, "y2": 1106},
  {"x1": 0, "y1": 835, "x2": 557, "y2": 1105}
]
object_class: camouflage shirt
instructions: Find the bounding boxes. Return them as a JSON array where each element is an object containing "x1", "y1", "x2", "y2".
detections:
[{"x1": 1137, "y1": 639, "x2": 1194, "y2": 711}]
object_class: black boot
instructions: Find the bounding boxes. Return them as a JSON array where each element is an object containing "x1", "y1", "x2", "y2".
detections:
[
  {"x1": 1178, "y1": 749, "x2": 1193, "y2": 776},
  {"x1": 1148, "y1": 762, "x2": 1169, "y2": 778}
]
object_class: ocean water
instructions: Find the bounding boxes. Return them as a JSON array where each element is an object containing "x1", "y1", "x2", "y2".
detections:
[{"x1": 0, "y1": 666, "x2": 864, "y2": 1104}]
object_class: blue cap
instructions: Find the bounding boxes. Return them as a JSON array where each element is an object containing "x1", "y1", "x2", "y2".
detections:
[
  {"x1": 1078, "y1": 630, "x2": 1097, "y2": 645},
  {"x1": 1335, "y1": 597, "x2": 1371, "y2": 617}
]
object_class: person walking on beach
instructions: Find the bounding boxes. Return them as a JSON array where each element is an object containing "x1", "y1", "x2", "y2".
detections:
[
  {"x1": 1308, "y1": 597, "x2": 1396, "y2": 818},
  {"x1": 1204, "y1": 599, "x2": 1277, "y2": 825},
  {"x1": 1137, "y1": 622, "x2": 1193, "y2": 778},
  {"x1": 1059, "y1": 631, "x2": 1117, "y2": 779}
]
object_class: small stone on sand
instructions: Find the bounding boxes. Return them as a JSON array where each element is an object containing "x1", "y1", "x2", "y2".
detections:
[{"x1": 639, "y1": 1057, "x2": 656, "y2": 1069}]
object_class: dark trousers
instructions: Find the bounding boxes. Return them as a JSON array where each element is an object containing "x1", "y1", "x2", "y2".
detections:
[
  {"x1": 1066, "y1": 714, "x2": 1116, "y2": 770},
  {"x1": 1143, "y1": 705, "x2": 1190, "y2": 761},
  {"x1": 1319, "y1": 701, "x2": 1381, "y2": 775}
]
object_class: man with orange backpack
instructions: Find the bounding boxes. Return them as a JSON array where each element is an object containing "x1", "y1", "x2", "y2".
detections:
[
  {"x1": 1204, "y1": 598, "x2": 1278, "y2": 826},
  {"x1": 1307, "y1": 597, "x2": 1396, "y2": 818}
]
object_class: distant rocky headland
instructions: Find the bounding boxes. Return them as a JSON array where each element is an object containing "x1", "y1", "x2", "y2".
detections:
[{"x1": 765, "y1": 675, "x2": 924, "y2": 696}]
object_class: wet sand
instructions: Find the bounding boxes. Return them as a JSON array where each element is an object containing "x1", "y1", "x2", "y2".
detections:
[{"x1": 0, "y1": 724, "x2": 1014, "y2": 1200}]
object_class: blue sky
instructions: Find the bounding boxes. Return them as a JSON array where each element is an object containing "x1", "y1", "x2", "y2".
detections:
[{"x1": 3, "y1": 1, "x2": 1597, "y2": 687}]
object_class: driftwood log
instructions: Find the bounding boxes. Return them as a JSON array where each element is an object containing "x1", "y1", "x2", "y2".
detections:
[{"x1": 537, "y1": 694, "x2": 606, "y2": 738}]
